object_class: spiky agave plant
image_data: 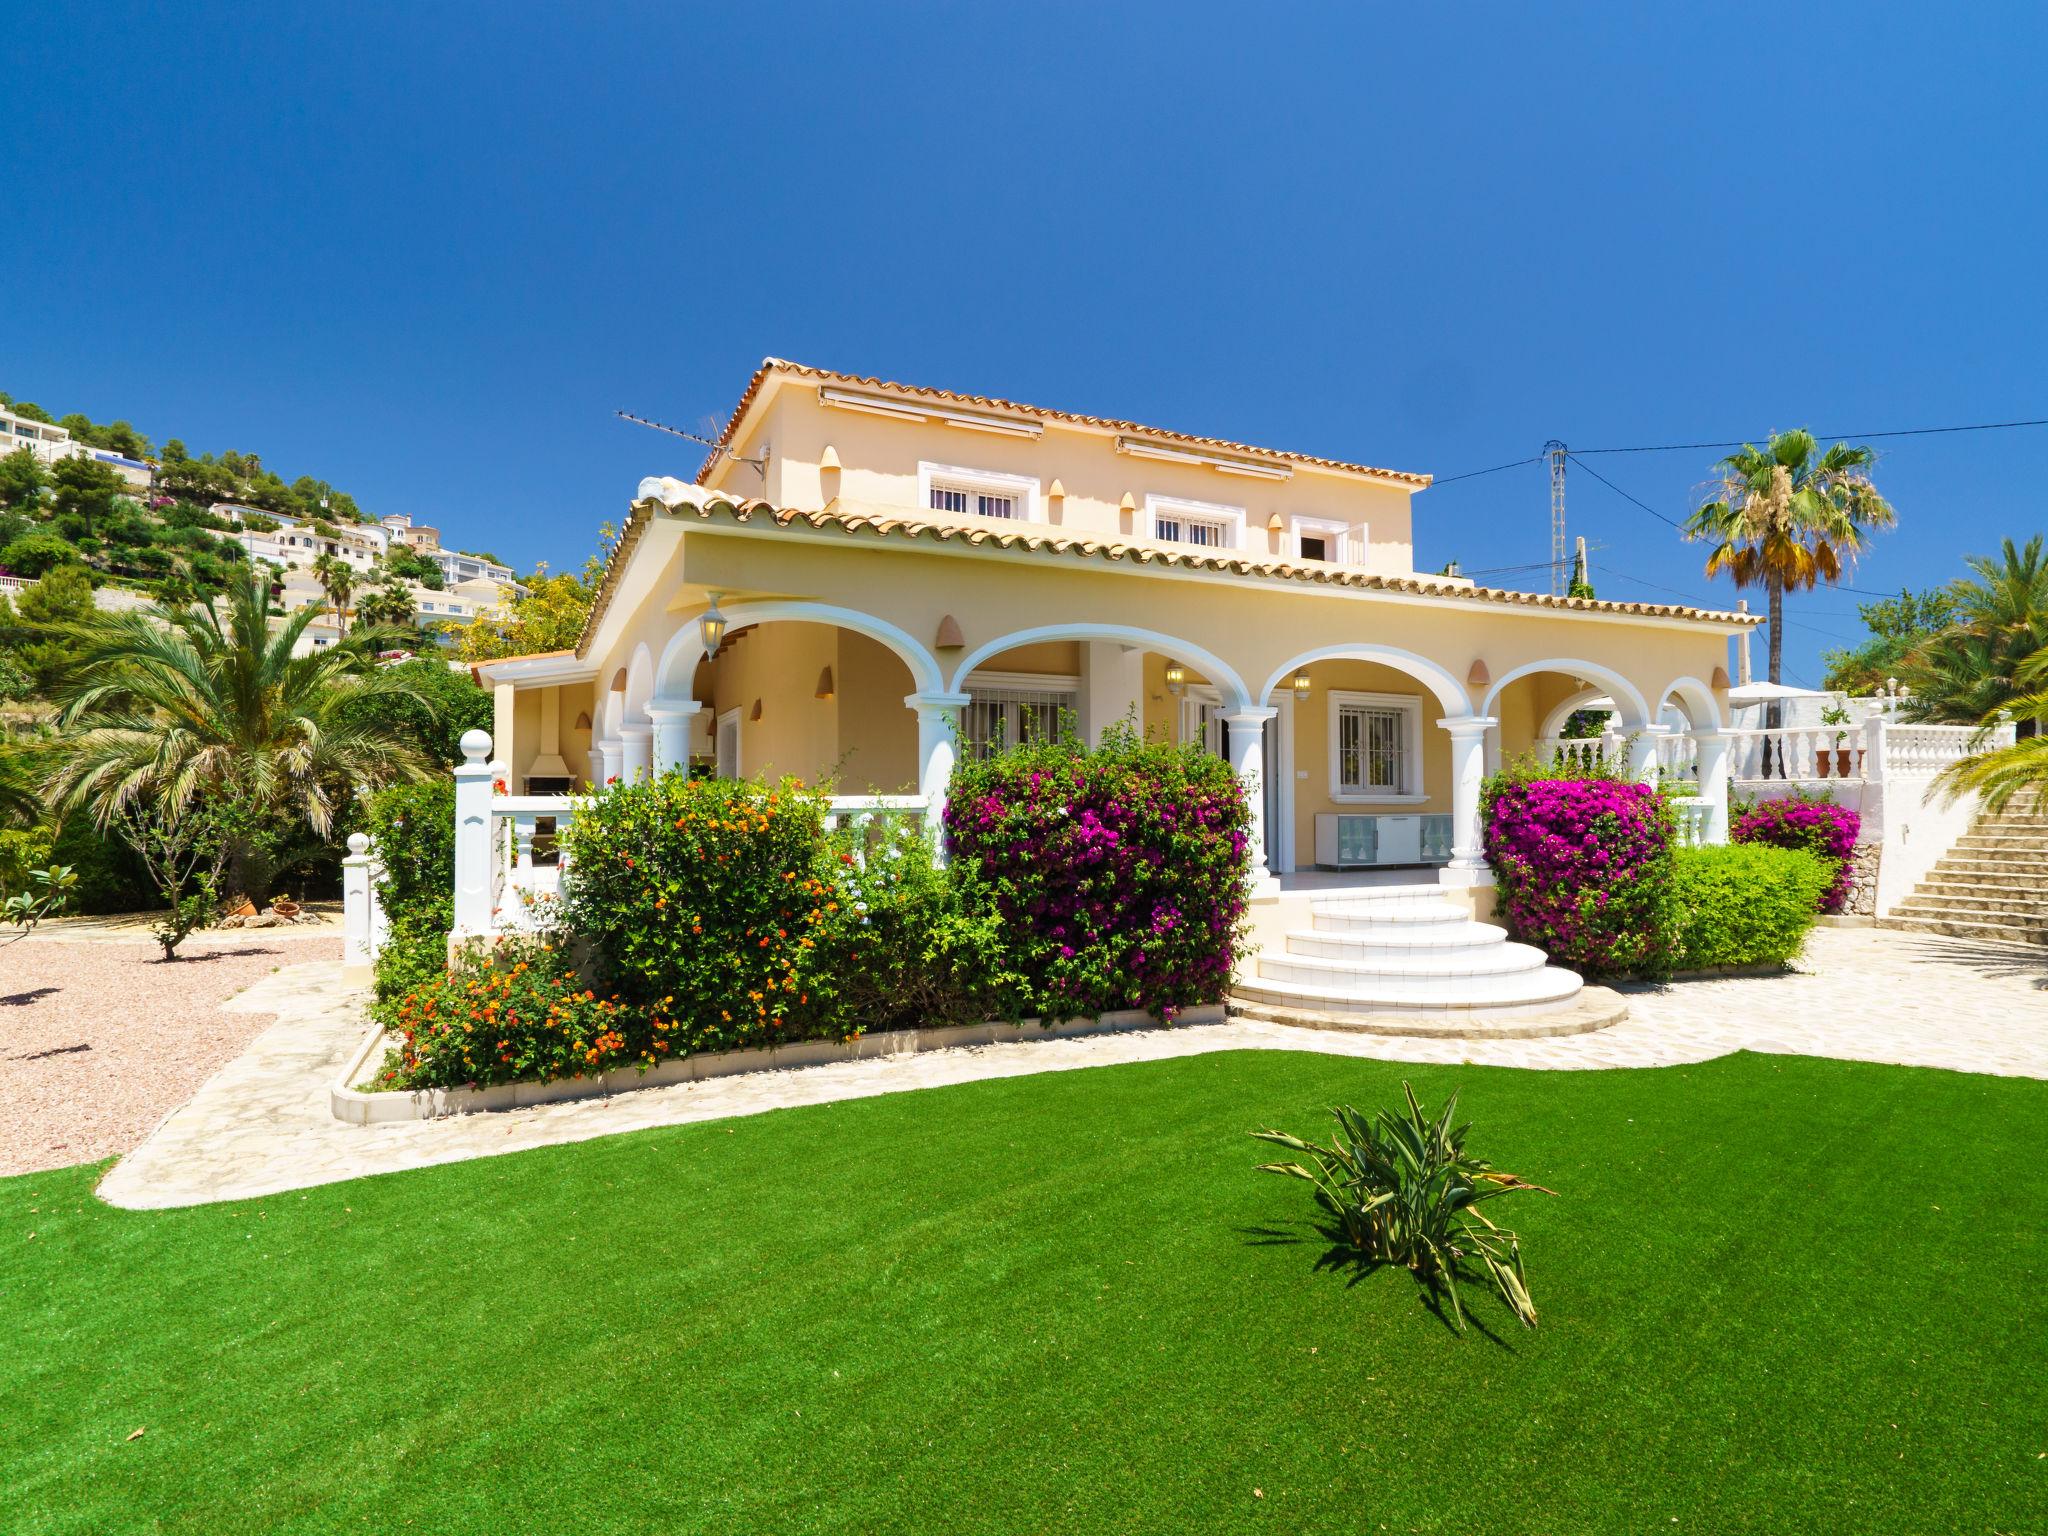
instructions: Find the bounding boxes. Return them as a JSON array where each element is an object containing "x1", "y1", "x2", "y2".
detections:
[{"x1": 1252, "y1": 1083, "x2": 1554, "y2": 1333}]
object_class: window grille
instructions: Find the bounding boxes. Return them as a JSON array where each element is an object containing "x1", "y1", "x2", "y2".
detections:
[
  {"x1": 961, "y1": 685, "x2": 1076, "y2": 759},
  {"x1": 930, "y1": 481, "x2": 1018, "y2": 519},
  {"x1": 1156, "y1": 513, "x2": 1232, "y2": 548},
  {"x1": 1337, "y1": 704, "x2": 1404, "y2": 793}
]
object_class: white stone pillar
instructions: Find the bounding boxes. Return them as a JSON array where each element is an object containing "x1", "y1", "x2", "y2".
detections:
[
  {"x1": 1627, "y1": 726, "x2": 1670, "y2": 783},
  {"x1": 1222, "y1": 706, "x2": 1279, "y2": 894},
  {"x1": 1439, "y1": 716, "x2": 1496, "y2": 884},
  {"x1": 647, "y1": 698, "x2": 703, "y2": 778},
  {"x1": 1692, "y1": 729, "x2": 1733, "y2": 844},
  {"x1": 1081, "y1": 641, "x2": 1144, "y2": 746},
  {"x1": 452, "y1": 728, "x2": 496, "y2": 937},
  {"x1": 595, "y1": 737, "x2": 623, "y2": 788},
  {"x1": 619, "y1": 724, "x2": 653, "y2": 785},
  {"x1": 906, "y1": 691, "x2": 973, "y2": 847},
  {"x1": 342, "y1": 832, "x2": 379, "y2": 984}
]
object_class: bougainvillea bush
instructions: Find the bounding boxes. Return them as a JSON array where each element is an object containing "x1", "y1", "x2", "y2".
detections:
[
  {"x1": 1732, "y1": 792, "x2": 1861, "y2": 914},
  {"x1": 942, "y1": 721, "x2": 1253, "y2": 1020},
  {"x1": 1481, "y1": 763, "x2": 1678, "y2": 979}
]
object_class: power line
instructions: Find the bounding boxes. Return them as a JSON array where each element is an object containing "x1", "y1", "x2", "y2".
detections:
[
  {"x1": 1564, "y1": 454, "x2": 1686, "y2": 529},
  {"x1": 1572, "y1": 415, "x2": 2048, "y2": 456},
  {"x1": 1429, "y1": 455, "x2": 1543, "y2": 486}
]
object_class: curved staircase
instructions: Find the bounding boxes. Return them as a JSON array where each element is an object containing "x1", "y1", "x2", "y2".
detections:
[{"x1": 1231, "y1": 885, "x2": 1622, "y2": 1039}]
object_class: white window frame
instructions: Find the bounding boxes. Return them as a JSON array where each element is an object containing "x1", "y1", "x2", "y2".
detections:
[
  {"x1": 1178, "y1": 684, "x2": 1225, "y2": 756},
  {"x1": 1328, "y1": 690, "x2": 1426, "y2": 803},
  {"x1": 917, "y1": 461, "x2": 1041, "y2": 524},
  {"x1": 1143, "y1": 493, "x2": 1246, "y2": 551},
  {"x1": 1290, "y1": 514, "x2": 1355, "y2": 564}
]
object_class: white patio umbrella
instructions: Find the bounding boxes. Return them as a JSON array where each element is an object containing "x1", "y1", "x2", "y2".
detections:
[{"x1": 1724, "y1": 680, "x2": 1832, "y2": 706}]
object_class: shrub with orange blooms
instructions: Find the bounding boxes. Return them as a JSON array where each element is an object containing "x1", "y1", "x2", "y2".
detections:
[
  {"x1": 379, "y1": 938, "x2": 639, "y2": 1089},
  {"x1": 561, "y1": 774, "x2": 844, "y2": 1050}
]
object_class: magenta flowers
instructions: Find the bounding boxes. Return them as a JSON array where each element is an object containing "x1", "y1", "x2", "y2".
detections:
[{"x1": 1732, "y1": 794, "x2": 1860, "y2": 914}]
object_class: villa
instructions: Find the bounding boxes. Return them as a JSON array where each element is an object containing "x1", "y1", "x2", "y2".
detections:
[{"x1": 474, "y1": 360, "x2": 1754, "y2": 897}]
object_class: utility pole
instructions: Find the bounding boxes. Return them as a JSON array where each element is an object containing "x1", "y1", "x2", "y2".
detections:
[{"x1": 1543, "y1": 441, "x2": 1568, "y2": 596}]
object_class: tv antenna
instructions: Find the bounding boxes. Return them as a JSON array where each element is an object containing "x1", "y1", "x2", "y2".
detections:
[
  {"x1": 616, "y1": 410, "x2": 770, "y2": 485},
  {"x1": 1543, "y1": 439, "x2": 1568, "y2": 596}
]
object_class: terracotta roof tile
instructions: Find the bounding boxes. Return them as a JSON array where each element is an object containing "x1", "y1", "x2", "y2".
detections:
[{"x1": 576, "y1": 488, "x2": 1760, "y2": 656}]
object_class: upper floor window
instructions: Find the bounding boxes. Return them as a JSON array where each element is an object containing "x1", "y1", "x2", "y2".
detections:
[
  {"x1": 1291, "y1": 515, "x2": 1355, "y2": 564},
  {"x1": 1145, "y1": 494, "x2": 1245, "y2": 551},
  {"x1": 919, "y1": 462, "x2": 1039, "y2": 523}
]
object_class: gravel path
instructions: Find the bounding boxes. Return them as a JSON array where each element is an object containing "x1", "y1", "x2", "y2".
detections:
[{"x1": 0, "y1": 934, "x2": 342, "y2": 1176}]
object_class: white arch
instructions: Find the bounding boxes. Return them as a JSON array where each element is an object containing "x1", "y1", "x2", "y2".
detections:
[
  {"x1": 622, "y1": 643, "x2": 655, "y2": 720},
  {"x1": 1656, "y1": 675, "x2": 1724, "y2": 732},
  {"x1": 1539, "y1": 686, "x2": 1615, "y2": 740},
  {"x1": 655, "y1": 601, "x2": 946, "y2": 699},
  {"x1": 1259, "y1": 644, "x2": 1471, "y2": 716},
  {"x1": 948, "y1": 623, "x2": 1252, "y2": 709},
  {"x1": 1481, "y1": 659, "x2": 1653, "y2": 730}
]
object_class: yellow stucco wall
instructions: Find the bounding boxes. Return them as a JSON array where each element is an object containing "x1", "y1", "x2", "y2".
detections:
[{"x1": 725, "y1": 379, "x2": 1421, "y2": 576}]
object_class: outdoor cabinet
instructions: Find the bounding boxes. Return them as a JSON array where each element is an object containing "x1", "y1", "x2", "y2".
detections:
[{"x1": 1314, "y1": 812, "x2": 1455, "y2": 869}]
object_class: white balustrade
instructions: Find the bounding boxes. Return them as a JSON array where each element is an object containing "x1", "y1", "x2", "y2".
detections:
[
  {"x1": 1883, "y1": 722, "x2": 1998, "y2": 777},
  {"x1": 1533, "y1": 736, "x2": 1615, "y2": 772},
  {"x1": 1670, "y1": 797, "x2": 1711, "y2": 848},
  {"x1": 1725, "y1": 725, "x2": 1867, "y2": 784}
]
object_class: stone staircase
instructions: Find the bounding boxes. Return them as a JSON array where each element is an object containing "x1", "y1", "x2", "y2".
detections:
[
  {"x1": 1879, "y1": 795, "x2": 2048, "y2": 945},
  {"x1": 1231, "y1": 885, "x2": 1618, "y2": 1038}
]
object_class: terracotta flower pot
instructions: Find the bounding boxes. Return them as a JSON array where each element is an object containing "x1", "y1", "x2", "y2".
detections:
[{"x1": 270, "y1": 899, "x2": 302, "y2": 919}]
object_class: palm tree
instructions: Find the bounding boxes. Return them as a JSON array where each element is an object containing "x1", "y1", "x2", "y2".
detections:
[
  {"x1": 310, "y1": 552, "x2": 357, "y2": 636},
  {"x1": 46, "y1": 564, "x2": 438, "y2": 898},
  {"x1": 1900, "y1": 537, "x2": 2048, "y2": 731},
  {"x1": 1685, "y1": 430, "x2": 1897, "y2": 704},
  {"x1": 353, "y1": 581, "x2": 419, "y2": 631}
]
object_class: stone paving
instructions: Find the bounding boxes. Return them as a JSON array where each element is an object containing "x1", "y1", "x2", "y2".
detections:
[{"x1": 95, "y1": 927, "x2": 2048, "y2": 1210}]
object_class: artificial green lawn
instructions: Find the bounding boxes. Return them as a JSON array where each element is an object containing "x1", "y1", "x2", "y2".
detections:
[{"x1": 5, "y1": 1050, "x2": 2045, "y2": 1534}]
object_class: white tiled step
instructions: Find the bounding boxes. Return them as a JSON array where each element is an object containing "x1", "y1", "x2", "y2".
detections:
[
  {"x1": 1234, "y1": 968, "x2": 1584, "y2": 1016},
  {"x1": 1256, "y1": 953, "x2": 1564, "y2": 1002},
  {"x1": 1311, "y1": 900, "x2": 1472, "y2": 932},
  {"x1": 1261, "y1": 941, "x2": 1549, "y2": 986},
  {"x1": 1285, "y1": 924, "x2": 1511, "y2": 957}
]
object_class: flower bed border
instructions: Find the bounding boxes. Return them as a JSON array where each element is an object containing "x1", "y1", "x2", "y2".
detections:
[{"x1": 329, "y1": 1005, "x2": 1228, "y2": 1124}]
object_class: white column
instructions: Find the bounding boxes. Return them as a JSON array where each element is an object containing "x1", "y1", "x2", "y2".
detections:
[
  {"x1": 595, "y1": 738, "x2": 623, "y2": 788},
  {"x1": 452, "y1": 728, "x2": 496, "y2": 937},
  {"x1": 906, "y1": 691, "x2": 973, "y2": 844},
  {"x1": 619, "y1": 724, "x2": 653, "y2": 784},
  {"x1": 342, "y1": 832, "x2": 379, "y2": 984},
  {"x1": 1081, "y1": 641, "x2": 1144, "y2": 746},
  {"x1": 1439, "y1": 715, "x2": 1496, "y2": 884},
  {"x1": 647, "y1": 698, "x2": 703, "y2": 777},
  {"x1": 1693, "y1": 729, "x2": 1733, "y2": 844},
  {"x1": 1222, "y1": 706, "x2": 1279, "y2": 894},
  {"x1": 1626, "y1": 725, "x2": 1670, "y2": 783}
]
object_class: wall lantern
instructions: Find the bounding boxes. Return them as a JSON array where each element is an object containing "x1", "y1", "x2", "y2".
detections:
[
  {"x1": 1163, "y1": 662, "x2": 1187, "y2": 697},
  {"x1": 700, "y1": 592, "x2": 728, "y2": 658},
  {"x1": 750, "y1": 698, "x2": 763, "y2": 722},
  {"x1": 815, "y1": 666, "x2": 835, "y2": 700},
  {"x1": 1291, "y1": 672, "x2": 1312, "y2": 698}
]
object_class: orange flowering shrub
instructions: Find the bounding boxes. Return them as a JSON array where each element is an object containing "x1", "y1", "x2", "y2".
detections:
[
  {"x1": 380, "y1": 939, "x2": 640, "y2": 1089},
  {"x1": 561, "y1": 775, "x2": 844, "y2": 1049}
]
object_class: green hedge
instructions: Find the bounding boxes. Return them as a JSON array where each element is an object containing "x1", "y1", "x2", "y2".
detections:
[
  {"x1": 1669, "y1": 844, "x2": 1828, "y2": 972},
  {"x1": 363, "y1": 780, "x2": 456, "y2": 1009}
]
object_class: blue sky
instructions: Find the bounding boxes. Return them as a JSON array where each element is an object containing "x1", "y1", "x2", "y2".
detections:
[{"x1": 7, "y1": 1, "x2": 2045, "y2": 683}]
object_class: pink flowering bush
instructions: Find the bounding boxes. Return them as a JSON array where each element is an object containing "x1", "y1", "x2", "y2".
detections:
[
  {"x1": 1732, "y1": 792, "x2": 1860, "y2": 914},
  {"x1": 1482, "y1": 764, "x2": 1679, "y2": 979},
  {"x1": 942, "y1": 721, "x2": 1253, "y2": 1020}
]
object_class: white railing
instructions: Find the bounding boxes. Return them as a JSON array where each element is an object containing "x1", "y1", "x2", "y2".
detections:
[
  {"x1": 1533, "y1": 735, "x2": 1618, "y2": 772},
  {"x1": 492, "y1": 793, "x2": 579, "y2": 931},
  {"x1": 1670, "y1": 796, "x2": 1711, "y2": 848},
  {"x1": 1883, "y1": 722, "x2": 1997, "y2": 777},
  {"x1": 1726, "y1": 726, "x2": 1862, "y2": 783}
]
